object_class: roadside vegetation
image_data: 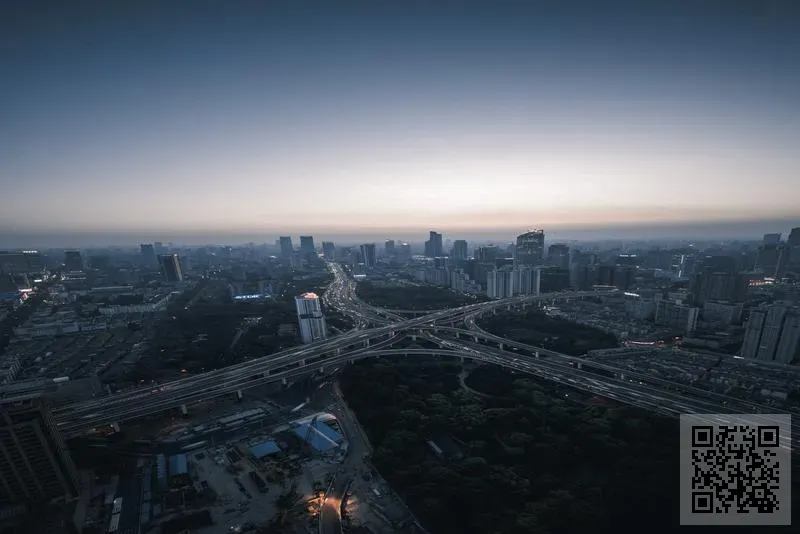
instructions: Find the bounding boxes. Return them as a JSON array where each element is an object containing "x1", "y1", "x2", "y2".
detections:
[
  {"x1": 478, "y1": 309, "x2": 618, "y2": 355},
  {"x1": 356, "y1": 281, "x2": 488, "y2": 310}
]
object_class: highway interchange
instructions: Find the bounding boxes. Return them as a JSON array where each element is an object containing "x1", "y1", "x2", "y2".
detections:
[{"x1": 53, "y1": 263, "x2": 796, "y2": 453}]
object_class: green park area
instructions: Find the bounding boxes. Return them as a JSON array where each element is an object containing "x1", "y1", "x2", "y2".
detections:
[
  {"x1": 356, "y1": 281, "x2": 488, "y2": 310},
  {"x1": 478, "y1": 309, "x2": 618, "y2": 355},
  {"x1": 340, "y1": 358, "x2": 681, "y2": 534}
]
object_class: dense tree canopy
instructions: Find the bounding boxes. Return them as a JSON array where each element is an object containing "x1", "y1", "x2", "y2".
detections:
[
  {"x1": 478, "y1": 310, "x2": 618, "y2": 355},
  {"x1": 356, "y1": 282, "x2": 488, "y2": 310},
  {"x1": 340, "y1": 357, "x2": 793, "y2": 534}
]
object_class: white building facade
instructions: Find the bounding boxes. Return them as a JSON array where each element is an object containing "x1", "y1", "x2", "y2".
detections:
[{"x1": 295, "y1": 292, "x2": 328, "y2": 344}]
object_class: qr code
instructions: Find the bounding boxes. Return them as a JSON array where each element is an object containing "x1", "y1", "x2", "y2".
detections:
[{"x1": 680, "y1": 414, "x2": 791, "y2": 526}]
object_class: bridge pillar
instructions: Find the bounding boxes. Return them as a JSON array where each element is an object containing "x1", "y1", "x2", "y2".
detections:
[
  {"x1": 455, "y1": 332, "x2": 460, "y2": 339},
  {"x1": 411, "y1": 335, "x2": 417, "y2": 341},
  {"x1": 180, "y1": 404, "x2": 188, "y2": 416},
  {"x1": 498, "y1": 343, "x2": 504, "y2": 350},
  {"x1": 492, "y1": 309, "x2": 497, "y2": 315},
  {"x1": 460, "y1": 356, "x2": 465, "y2": 363},
  {"x1": 319, "y1": 366, "x2": 325, "y2": 373},
  {"x1": 236, "y1": 389, "x2": 243, "y2": 401},
  {"x1": 363, "y1": 339, "x2": 370, "y2": 348},
  {"x1": 281, "y1": 377, "x2": 288, "y2": 386},
  {"x1": 336, "y1": 348, "x2": 341, "y2": 355},
  {"x1": 534, "y1": 351, "x2": 540, "y2": 359},
  {"x1": 507, "y1": 305, "x2": 511, "y2": 311},
  {"x1": 473, "y1": 336, "x2": 478, "y2": 343},
  {"x1": 577, "y1": 362, "x2": 583, "y2": 370},
  {"x1": 301, "y1": 360, "x2": 306, "y2": 366}
]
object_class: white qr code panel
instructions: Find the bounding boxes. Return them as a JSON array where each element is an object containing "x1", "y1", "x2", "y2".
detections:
[{"x1": 680, "y1": 414, "x2": 791, "y2": 526}]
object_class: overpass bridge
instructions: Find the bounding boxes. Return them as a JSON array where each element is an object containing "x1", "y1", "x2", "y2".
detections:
[{"x1": 51, "y1": 265, "x2": 797, "y2": 452}]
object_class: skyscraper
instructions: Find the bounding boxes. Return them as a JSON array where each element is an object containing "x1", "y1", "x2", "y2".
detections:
[
  {"x1": 278, "y1": 236, "x2": 294, "y2": 258},
  {"x1": 451, "y1": 240, "x2": 468, "y2": 261},
  {"x1": 360, "y1": 243, "x2": 377, "y2": 270},
  {"x1": 0, "y1": 393, "x2": 79, "y2": 505},
  {"x1": 763, "y1": 233, "x2": 782, "y2": 246},
  {"x1": 299, "y1": 236, "x2": 316, "y2": 261},
  {"x1": 741, "y1": 305, "x2": 800, "y2": 363},
  {"x1": 775, "y1": 313, "x2": 800, "y2": 364},
  {"x1": 547, "y1": 243, "x2": 570, "y2": 269},
  {"x1": 159, "y1": 254, "x2": 184, "y2": 282},
  {"x1": 514, "y1": 230, "x2": 545, "y2": 267},
  {"x1": 322, "y1": 241, "x2": 336, "y2": 260},
  {"x1": 424, "y1": 231, "x2": 443, "y2": 258},
  {"x1": 397, "y1": 242, "x2": 411, "y2": 264},
  {"x1": 788, "y1": 227, "x2": 800, "y2": 247},
  {"x1": 384, "y1": 240, "x2": 396, "y2": 258},
  {"x1": 140, "y1": 244, "x2": 157, "y2": 268},
  {"x1": 63, "y1": 250, "x2": 83, "y2": 272},
  {"x1": 295, "y1": 293, "x2": 327, "y2": 344},
  {"x1": 487, "y1": 267, "x2": 515, "y2": 299}
]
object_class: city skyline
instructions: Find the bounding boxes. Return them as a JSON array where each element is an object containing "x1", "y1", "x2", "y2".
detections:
[{"x1": 2, "y1": 2, "x2": 798, "y2": 240}]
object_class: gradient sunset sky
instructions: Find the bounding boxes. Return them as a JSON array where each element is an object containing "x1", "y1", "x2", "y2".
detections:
[{"x1": 1, "y1": 1, "x2": 798, "y2": 245}]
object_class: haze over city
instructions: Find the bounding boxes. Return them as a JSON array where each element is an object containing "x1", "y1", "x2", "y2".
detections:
[{"x1": 2, "y1": 1, "x2": 799, "y2": 247}]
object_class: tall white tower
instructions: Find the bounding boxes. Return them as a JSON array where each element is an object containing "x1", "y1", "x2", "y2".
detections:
[{"x1": 295, "y1": 292, "x2": 328, "y2": 344}]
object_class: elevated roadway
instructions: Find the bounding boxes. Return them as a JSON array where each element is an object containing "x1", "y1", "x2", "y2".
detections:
[{"x1": 53, "y1": 264, "x2": 796, "y2": 452}]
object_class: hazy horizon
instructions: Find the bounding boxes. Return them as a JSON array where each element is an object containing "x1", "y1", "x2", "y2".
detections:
[
  {"x1": 1, "y1": 216, "x2": 797, "y2": 249},
  {"x1": 2, "y1": 2, "x2": 799, "y2": 239}
]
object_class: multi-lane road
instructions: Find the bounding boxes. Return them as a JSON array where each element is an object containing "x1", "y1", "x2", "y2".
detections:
[
  {"x1": 52, "y1": 265, "x2": 597, "y2": 435},
  {"x1": 53, "y1": 263, "x2": 795, "y2": 452}
]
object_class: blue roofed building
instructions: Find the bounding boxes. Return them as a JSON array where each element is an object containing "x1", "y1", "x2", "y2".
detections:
[
  {"x1": 249, "y1": 440, "x2": 282, "y2": 459},
  {"x1": 167, "y1": 454, "x2": 190, "y2": 487},
  {"x1": 293, "y1": 420, "x2": 344, "y2": 452}
]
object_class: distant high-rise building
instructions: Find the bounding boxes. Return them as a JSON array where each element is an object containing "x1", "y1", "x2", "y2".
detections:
[
  {"x1": 140, "y1": 244, "x2": 157, "y2": 268},
  {"x1": 763, "y1": 233, "x2": 782, "y2": 246},
  {"x1": 424, "y1": 231, "x2": 443, "y2": 258},
  {"x1": 295, "y1": 293, "x2": 327, "y2": 344},
  {"x1": 788, "y1": 228, "x2": 800, "y2": 272},
  {"x1": 756, "y1": 242, "x2": 788, "y2": 278},
  {"x1": 475, "y1": 245, "x2": 499, "y2": 264},
  {"x1": 741, "y1": 305, "x2": 800, "y2": 363},
  {"x1": 755, "y1": 306, "x2": 788, "y2": 361},
  {"x1": 299, "y1": 236, "x2": 316, "y2": 261},
  {"x1": 384, "y1": 240, "x2": 396, "y2": 258},
  {"x1": 279, "y1": 236, "x2": 294, "y2": 258},
  {"x1": 397, "y1": 243, "x2": 411, "y2": 264},
  {"x1": 322, "y1": 241, "x2": 336, "y2": 260},
  {"x1": 788, "y1": 227, "x2": 800, "y2": 247},
  {"x1": 775, "y1": 312, "x2": 800, "y2": 364},
  {"x1": 360, "y1": 244, "x2": 377, "y2": 270},
  {"x1": 159, "y1": 254, "x2": 184, "y2": 282},
  {"x1": 740, "y1": 309, "x2": 766, "y2": 360},
  {"x1": 547, "y1": 243, "x2": 570, "y2": 269},
  {"x1": 487, "y1": 267, "x2": 515, "y2": 299},
  {"x1": 514, "y1": 230, "x2": 545, "y2": 266},
  {"x1": 513, "y1": 266, "x2": 541, "y2": 296},
  {"x1": 0, "y1": 251, "x2": 45, "y2": 275},
  {"x1": 63, "y1": 250, "x2": 83, "y2": 272},
  {"x1": 654, "y1": 298, "x2": 699, "y2": 334},
  {"x1": 451, "y1": 240, "x2": 468, "y2": 261},
  {"x1": 0, "y1": 393, "x2": 79, "y2": 505}
]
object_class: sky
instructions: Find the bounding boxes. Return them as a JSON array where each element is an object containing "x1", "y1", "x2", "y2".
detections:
[{"x1": 1, "y1": 1, "x2": 799, "y2": 246}]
